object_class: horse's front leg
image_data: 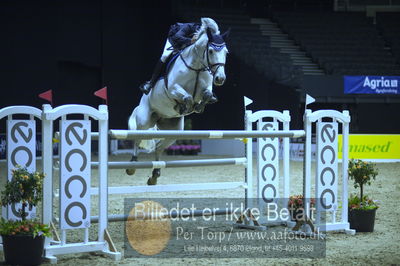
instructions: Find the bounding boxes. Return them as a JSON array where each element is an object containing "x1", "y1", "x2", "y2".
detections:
[
  {"x1": 194, "y1": 87, "x2": 218, "y2": 113},
  {"x1": 169, "y1": 83, "x2": 194, "y2": 114}
]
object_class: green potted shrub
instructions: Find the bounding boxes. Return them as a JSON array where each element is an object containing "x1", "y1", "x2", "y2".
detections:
[
  {"x1": 348, "y1": 159, "x2": 379, "y2": 232},
  {"x1": 0, "y1": 166, "x2": 51, "y2": 265}
]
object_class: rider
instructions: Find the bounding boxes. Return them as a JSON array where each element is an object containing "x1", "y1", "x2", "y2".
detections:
[{"x1": 139, "y1": 22, "x2": 201, "y2": 95}]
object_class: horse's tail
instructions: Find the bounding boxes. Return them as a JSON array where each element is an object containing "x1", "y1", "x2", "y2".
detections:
[{"x1": 128, "y1": 107, "x2": 157, "y2": 153}]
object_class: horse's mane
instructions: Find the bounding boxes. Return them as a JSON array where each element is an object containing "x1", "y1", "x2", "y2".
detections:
[{"x1": 193, "y1": 17, "x2": 220, "y2": 40}]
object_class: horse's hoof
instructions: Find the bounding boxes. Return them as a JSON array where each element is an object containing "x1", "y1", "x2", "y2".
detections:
[
  {"x1": 152, "y1": 168, "x2": 161, "y2": 178},
  {"x1": 178, "y1": 104, "x2": 187, "y2": 115},
  {"x1": 126, "y1": 168, "x2": 136, "y2": 175},
  {"x1": 208, "y1": 95, "x2": 218, "y2": 104},
  {"x1": 194, "y1": 104, "x2": 205, "y2": 113},
  {"x1": 147, "y1": 177, "x2": 157, "y2": 185},
  {"x1": 183, "y1": 95, "x2": 194, "y2": 105},
  {"x1": 182, "y1": 96, "x2": 194, "y2": 113}
]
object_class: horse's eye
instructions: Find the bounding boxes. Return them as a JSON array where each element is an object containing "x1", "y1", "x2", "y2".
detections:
[{"x1": 209, "y1": 49, "x2": 214, "y2": 55}]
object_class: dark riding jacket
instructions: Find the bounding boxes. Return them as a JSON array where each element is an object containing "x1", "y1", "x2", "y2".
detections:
[{"x1": 168, "y1": 23, "x2": 201, "y2": 50}]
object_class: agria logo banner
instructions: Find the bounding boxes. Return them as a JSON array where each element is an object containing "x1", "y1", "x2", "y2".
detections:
[{"x1": 344, "y1": 76, "x2": 399, "y2": 94}]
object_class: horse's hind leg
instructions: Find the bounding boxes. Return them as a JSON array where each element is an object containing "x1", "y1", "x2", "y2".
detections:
[
  {"x1": 147, "y1": 117, "x2": 184, "y2": 185},
  {"x1": 126, "y1": 96, "x2": 157, "y2": 176},
  {"x1": 126, "y1": 144, "x2": 139, "y2": 175},
  {"x1": 147, "y1": 153, "x2": 162, "y2": 185}
]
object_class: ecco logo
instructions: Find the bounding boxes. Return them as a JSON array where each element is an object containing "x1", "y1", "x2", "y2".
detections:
[
  {"x1": 259, "y1": 122, "x2": 279, "y2": 203},
  {"x1": 317, "y1": 123, "x2": 338, "y2": 210},
  {"x1": 10, "y1": 121, "x2": 34, "y2": 168},
  {"x1": 61, "y1": 121, "x2": 91, "y2": 229}
]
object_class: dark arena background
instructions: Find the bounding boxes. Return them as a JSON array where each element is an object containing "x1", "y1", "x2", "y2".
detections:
[{"x1": 1, "y1": 0, "x2": 399, "y2": 132}]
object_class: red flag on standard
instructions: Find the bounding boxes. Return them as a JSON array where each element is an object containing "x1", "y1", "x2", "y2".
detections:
[
  {"x1": 38, "y1": 89, "x2": 53, "y2": 105},
  {"x1": 94, "y1": 87, "x2": 108, "y2": 104}
]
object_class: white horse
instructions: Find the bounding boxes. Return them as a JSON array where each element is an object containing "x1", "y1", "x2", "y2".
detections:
[{"x1": 127, "y1": 18, "x2": 229, "y2": 185}]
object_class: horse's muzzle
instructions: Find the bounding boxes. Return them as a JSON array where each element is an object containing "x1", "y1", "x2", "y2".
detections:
[{"x1": 214, "y1": 75, "x2": 225, "y2": 86}]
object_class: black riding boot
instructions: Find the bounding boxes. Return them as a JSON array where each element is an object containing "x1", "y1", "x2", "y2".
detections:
[{"x1": 140, "y1": 60, "x2": 165, "y2": 95}]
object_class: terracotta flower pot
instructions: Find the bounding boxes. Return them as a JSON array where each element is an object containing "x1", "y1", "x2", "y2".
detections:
[{"x1": 2, "y1": 234, "x2": 45, "y2": 265}]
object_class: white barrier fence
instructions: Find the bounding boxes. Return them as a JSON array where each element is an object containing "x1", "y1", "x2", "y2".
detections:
[
  {"x1": 0, "y1": 103, "x2": 354, "y2": 263},
  {"x1": 304, "y1": 110, "x2": 352, "y2": 232}
]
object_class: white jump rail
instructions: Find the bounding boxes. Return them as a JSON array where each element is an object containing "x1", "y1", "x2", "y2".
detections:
[
  {"x1": 109, "y1": 129, "x2": 306, "y2": 140},
  {"x1": 85, "y1": 181, "x2": 247, "y2": 196},
  {"x1": 91, "y1": 157, "x2": 247, "y2": 169},
  {"x1": 54, "y1": 130, "x2": 305, "y2": 140}
]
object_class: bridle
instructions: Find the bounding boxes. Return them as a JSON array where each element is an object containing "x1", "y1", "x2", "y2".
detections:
[
  {"x1": 180, "y1": 41, "x2": 226, "y2": 75},
  {"x1": 205, "y1": 42, "x2": 226, "y2": 76},
  {"x1": 176, "y1": 41, "x2": 226, "y2": 100}
]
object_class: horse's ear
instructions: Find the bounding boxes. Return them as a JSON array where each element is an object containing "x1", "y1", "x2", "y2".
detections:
[
  {"x1": 221, "y1": 28, "x2": 231, "y2": 42},
  {"x1": 206, "y1": 27, "x2": 213, "y2": 41}
]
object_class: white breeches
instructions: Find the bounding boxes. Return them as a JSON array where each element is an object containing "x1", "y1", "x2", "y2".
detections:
[{"x1": 161, "y1": 39, "x2": 173, "y2": 63}]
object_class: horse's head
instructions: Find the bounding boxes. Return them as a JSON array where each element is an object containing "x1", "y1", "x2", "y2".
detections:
[
  {"x1": 192, "y1": 18, "x2": 229, "y2": 87},
  {"x1": 205, "y1": 27, "x2": 229, "y2": 86}
]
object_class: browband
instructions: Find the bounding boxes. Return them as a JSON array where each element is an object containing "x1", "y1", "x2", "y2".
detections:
[{"x1": 209, "y1": 42, "x2": 226, "y2": 51}]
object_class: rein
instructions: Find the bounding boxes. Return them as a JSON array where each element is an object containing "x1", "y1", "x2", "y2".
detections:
[{"x1": 179, "y1": 42, "x2": 225, "y2": 100}]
